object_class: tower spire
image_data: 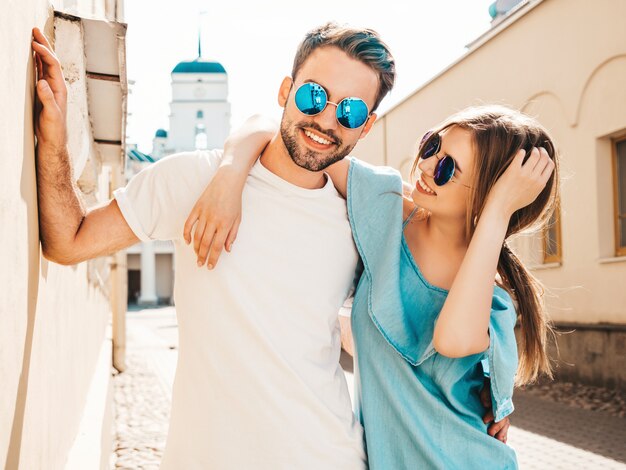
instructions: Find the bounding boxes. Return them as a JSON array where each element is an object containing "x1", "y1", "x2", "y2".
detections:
[
  {"x1": 198, "y1": 24, "x2": 201, "y2": 58},
  {"x1": 198, "y1": 10, "x2": 207, "y2": 59}
]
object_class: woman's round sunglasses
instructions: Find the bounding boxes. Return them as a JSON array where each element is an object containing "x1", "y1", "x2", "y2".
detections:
[
  {"x1": 294, "y1": 81, "x2": 370, "y2": 129},
  {"x1": 418, "y1": 131, "x2": 470, "y2": 187}
]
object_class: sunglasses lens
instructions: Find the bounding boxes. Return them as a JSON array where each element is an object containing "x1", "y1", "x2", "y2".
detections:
[
  {"x1": 336, "y1": 98, "x2": 369, "y2": 129},
  {"x1": 295, "y1": 82, "x2": 327, "y2": 115},
  {"x1": 422, "y1": 133, "x2": 440, "y2": 159},
  {"x1": 419, "y1": 131, "x2": 433, "y2": 146},
  {"x1": 434, "y1": 156, "x2": 455, "y2": 186}
]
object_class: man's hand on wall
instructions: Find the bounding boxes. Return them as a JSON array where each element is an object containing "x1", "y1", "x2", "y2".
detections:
[
  {"x1": 32, "y1": 27, "x2": 67, "y2": 149},
  {"x1": 29, "y1": 27, "x2": 139, "y2": 265}
]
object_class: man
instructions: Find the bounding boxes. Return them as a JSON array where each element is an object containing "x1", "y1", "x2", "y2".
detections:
[{"x1": 32, "y1": 22, "x2": 506, "y2": 469}]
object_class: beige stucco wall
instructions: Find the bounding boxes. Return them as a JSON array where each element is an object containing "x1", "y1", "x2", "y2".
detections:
[
  {"x1": 0, "y1": 2, "x2": 117, "y2": 468},
  {"x1": 354, "y1": 0, "x2": 626, "y2": 325}
]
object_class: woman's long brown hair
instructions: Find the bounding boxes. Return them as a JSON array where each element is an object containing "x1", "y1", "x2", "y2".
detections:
[{"x1": 411, "y1": 105, "x2": 560, "y2": 385}]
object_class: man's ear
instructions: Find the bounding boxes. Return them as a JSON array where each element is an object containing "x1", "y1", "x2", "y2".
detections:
[
  {"x1": 359, "y1": 113, "x2": 378, "y2": 140},
  {"x1": 278, "y1": 76, "x2": 293, "y2": 108}
]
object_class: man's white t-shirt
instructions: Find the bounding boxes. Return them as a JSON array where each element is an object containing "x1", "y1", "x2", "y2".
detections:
[{"x1": 114, "y1": 150, "x2": 365, "y2": 469}]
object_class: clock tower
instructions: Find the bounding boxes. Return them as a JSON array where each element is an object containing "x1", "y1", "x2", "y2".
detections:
[{"x1": 168, "y1": 55, "x2": 230, "y2": 152}]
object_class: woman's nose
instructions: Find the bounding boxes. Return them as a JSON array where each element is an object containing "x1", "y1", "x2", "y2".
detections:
[{"x1": 418, "y1": 156, "x2": 438, "y2": 176}]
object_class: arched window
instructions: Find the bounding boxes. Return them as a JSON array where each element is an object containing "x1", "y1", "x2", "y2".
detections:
[{"x1": 195, "y1": 123, "x2": 208, "y2": 150}]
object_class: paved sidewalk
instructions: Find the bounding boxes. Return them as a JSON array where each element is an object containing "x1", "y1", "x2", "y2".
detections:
[
  {"x1": 111, "y1": 308, "x2": 177, "y2": 469},
  {"x1": 112, "y1": 307, "x2": 626, "y2": 469},
  {"x1": 509, "y1": 392, "x2": 626, "y2": 469}
]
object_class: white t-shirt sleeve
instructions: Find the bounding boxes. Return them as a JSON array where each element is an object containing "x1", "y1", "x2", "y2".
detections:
[
  {"x1": 338, "y1": 290, "x2": 354, "y2": 318},
  {"x1": 114, "y1": 150, "x2": 223, "y2": 242},
  {"x1": 338, "y1": 260, "x2": 364, "y2": 318}
]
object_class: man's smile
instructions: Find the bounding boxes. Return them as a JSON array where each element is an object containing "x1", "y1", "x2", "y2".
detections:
[{"x1": 299, "y1": 127, "x2": 337, "y2": 150}]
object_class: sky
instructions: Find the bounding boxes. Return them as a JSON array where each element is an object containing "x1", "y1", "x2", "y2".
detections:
[{"x1": 124, "y1": 0, "x2": 495, "y2": 153}]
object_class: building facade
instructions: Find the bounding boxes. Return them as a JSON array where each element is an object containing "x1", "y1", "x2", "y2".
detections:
[
  {"x1": 353, "y1": 0, "x2": 626, "y2": 388},
  {"x1": 127, "y1": 55, "x2": 230, "y2": 306},
  {"x1": 1, "y1": 1, "x2": 127, "y2": 469}
]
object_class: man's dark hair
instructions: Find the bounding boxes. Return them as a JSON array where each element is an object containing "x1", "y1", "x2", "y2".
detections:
[{"x1": 291, "y1": 22, "x2": 396, "y2": 112}]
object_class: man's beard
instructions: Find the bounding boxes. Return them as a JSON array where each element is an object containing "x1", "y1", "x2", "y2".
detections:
[{"x1": 280, "y1": 112, "x2": 357, "y2": 172}]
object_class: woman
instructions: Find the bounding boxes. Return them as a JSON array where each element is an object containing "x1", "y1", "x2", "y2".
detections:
[{"x1": 184, "y1": 105, "x2": 558, "y2": 469}]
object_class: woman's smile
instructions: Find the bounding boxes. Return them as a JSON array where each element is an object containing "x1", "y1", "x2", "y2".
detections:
[{"x1": 416, "y1": 175, "x2": 437, "y2": 196}]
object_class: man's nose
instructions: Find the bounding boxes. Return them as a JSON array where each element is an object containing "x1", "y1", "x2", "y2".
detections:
[{"x1": 315, "y1": 102, "x2": 339, "y2": 131}]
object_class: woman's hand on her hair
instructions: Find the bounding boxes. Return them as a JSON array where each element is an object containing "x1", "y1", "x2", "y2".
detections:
[
  {"x1": 183, "y1": 165, "x2": 245, "y2": 269},
  {"x1": 434, "y1": 149, "x2": 553, "y2": 358},
  {"x1": 486, "y1": 147, "x2": 555, "y2": 219}
]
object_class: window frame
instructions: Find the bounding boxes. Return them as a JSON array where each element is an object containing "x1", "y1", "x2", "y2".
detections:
[
  {"x1": 542, "y1": 208, "x2": 562, "y2": 264},
  {"x1": 612, "y1": 135, "x2": 626, "y2": 256}
]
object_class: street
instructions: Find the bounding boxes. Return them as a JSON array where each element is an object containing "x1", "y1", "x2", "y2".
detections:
[{"x1": 111, "y1": 307, "x2": 626, "y2": 469}]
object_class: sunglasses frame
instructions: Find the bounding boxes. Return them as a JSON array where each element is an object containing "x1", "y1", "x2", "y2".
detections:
[
  {"x1": 418, "y1": 131, "x2": 471, "y2": 188},
  {"x1": 293, "y1": 81, "x2": 371, "y2": 130}
]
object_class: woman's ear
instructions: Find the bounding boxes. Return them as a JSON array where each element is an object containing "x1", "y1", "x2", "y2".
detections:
[{"x1": 278, "y1": 76, "x2": 293, "y2": 108}]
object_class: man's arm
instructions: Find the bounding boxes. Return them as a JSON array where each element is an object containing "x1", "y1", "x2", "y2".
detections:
[
  {"x1": 39, "y1": 194, "x2": 138, "y2": 265},
  {"x1": 32, "y1": 27, "x2": 138, "y2": 265}
]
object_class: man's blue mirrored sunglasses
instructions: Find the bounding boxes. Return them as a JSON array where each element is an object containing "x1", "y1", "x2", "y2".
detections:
[{"x1": 294, "y1": 81, "x2": 370, "y2": 129}]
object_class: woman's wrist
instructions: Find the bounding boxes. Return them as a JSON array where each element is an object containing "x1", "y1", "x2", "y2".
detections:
[
  {"x1": 482, "y1": 197, "x2": 514, "y2": 225},
  {"x1": 476, "y1": 201, "x2": 513, "y2": 246}
]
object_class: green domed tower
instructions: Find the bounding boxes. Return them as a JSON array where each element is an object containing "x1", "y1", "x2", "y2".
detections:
[{"x1": 168, "y1": 39, "x2": 231, "y2": 152}]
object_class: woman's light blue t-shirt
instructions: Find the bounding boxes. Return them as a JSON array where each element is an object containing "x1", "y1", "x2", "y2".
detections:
[{"x1": 346, "y1": 158, "x2": 519, "y2": 470}]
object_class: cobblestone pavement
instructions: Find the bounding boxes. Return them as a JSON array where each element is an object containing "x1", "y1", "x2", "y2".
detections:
[
  {"x1": 509, "y1": 393, "x2": 626, "y2": 468},
  {"x1": 520, "y1": 380, "x2": 626, "y2": 418},
  {"x1": 112, "y1": 307, "x2": 626, "y2": 469},
  {"x1": 111, "y1": 307, "x2": 177, "y2": 469}
]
